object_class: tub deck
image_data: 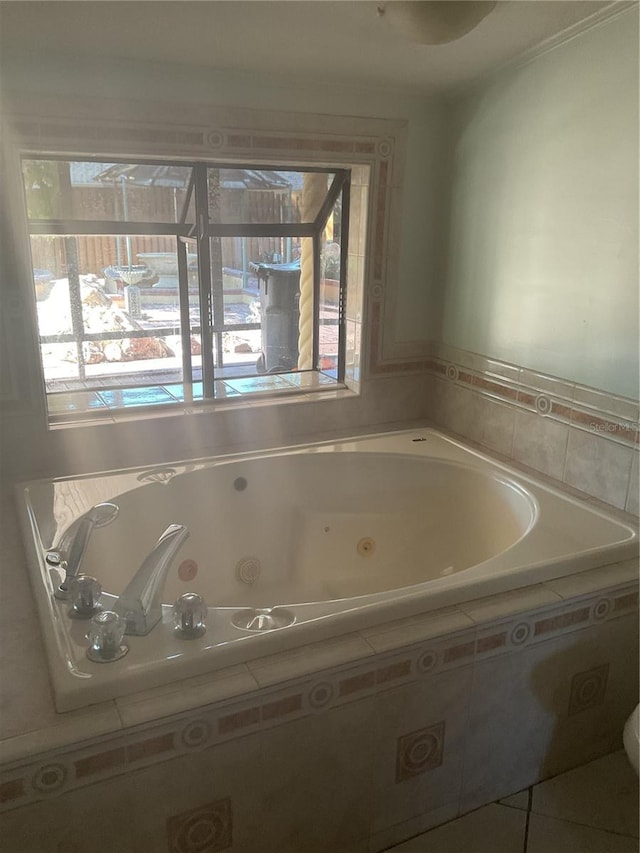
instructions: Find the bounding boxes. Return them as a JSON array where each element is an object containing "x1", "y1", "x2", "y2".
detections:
[{"x1": 16, "y1": 428, "x2": 638, "y2": 711}]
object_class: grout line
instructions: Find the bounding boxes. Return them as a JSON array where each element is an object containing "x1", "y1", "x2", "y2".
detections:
[
  {"x1": 522, "y1": 787, "x2": 533, "y2": 852},
  {"x1": 527, "y1": 810, "x2": 640, "y2": 840}
]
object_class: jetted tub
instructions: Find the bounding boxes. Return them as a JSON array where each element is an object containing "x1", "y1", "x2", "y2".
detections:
[{"x1": 17, "y1": 428, "x2": 638, "y2": 711}]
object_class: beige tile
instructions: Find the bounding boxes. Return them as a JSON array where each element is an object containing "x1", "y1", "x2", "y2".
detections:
[
  {"x1": 371, "y1": 665, "x2": 474, "y2": 833},
  {"x1": 511, "y1": 409, "x2": 569, "y2": 480},
  {"x1": 572, "y1": 387, "x2": 639, "y2": 422},
  {"x1": 0, "y1": 609, "x2": 123, "y2": 764},
  {"x1": 531, "y1": 750, "x2": 639, "y2": 837},
  {"x1": 467, "y1": 393, "x2": 516, "y2": 457},
  {"x1": 430, "y1": 379, "x2": 476, "y2": 439},
  {"x1": 461, "y1": 614, "x2": 639, "y2": 813},
  {"x1": 259, "y1": 697, "x2": 378, "y2": 853},
  {"x1": 125, "y1": 730, "x2": 264, "y2": 853},
  {"x1": 563, "y1": 428, "x2": 634, "y2": 509},
  {"x1": 459, "y1": 585, "x2": 561, "y2": 626},
  {"x1": 471, "y1": 395, "x2": 516, "y2": 456},
  {"x1": 519, "y1": 369, "x2": 575, "y2": 401},
  {"x1": 361, "y1": 374, "x2": 431, "y2": 424},
  {"x1": 360, "y1": 607, "x2": 474, "y2": 654},
  {"x1": 482, "y1": 358, "x2": 522, "y2": 384},
  {"x1": 542, "y1": 560, "x2": 639, "y2": 601},
  {"x1": 0, "y1": 774, "x2": 135, "y2": 853},
  {"x1": 115, "y1": 663, "x2": 259, "y2": 727},
  {"x1": 368, "y1": 802, "x2": 459, "y2": 852},
  {"x1": 625, "y1": 451, "x2": 639, "y2": 518},
  {"x1": 391, "y1": 803, "x2": 526, "y2": 852},
  {"x1": 461, "y1": 646, "x2": 558, "y2": 812},
  {"x1": 247, "y1": 633, "x2": 374, "y2": 688},
  {"x1": 527, "y1": 812, "x2": 638, "y2": 853}
]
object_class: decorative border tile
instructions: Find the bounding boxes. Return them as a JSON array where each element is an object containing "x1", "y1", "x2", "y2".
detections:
[
  {"x1": 0, "y1": 578, "x2": 636, "y2": 815},
  {"x1": 0, "y1": 778, "x2": 24, "y2": 805},
  {"x1": 421, "y1": 343, "x2": 640, "y2": 509},
  {"x1": 614, "y1": 590, "x2": 639, "y2": 611},
  {"x1": 0, "y1": 733, "x2": 130, "y2": 813},
  {"x1": 568, "y1": 664, "x2": 610, "y2": 716},
  {"x1": 395, "y1": 721, "x2": 446, "y2": 782},
  {"x1": 469, "y1": 585, "x2": 640, "y2": 664},
  {"x1": 534, "y1": 606, "x2": 591, "y2": 637},
  {"x1": 426, "y1": 344, "x2": 639, "y2": 450},
  {"x1": 167, "y1": 797, "x2": 232, "y2": 853}
]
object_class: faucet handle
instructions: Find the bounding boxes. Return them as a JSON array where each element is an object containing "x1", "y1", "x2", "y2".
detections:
[
  {"x1": 173, "y1": 593, "x2": 207, "y2": 638},
  {"x1": 69, "y1": 575, "x2": 102, "y2": 618},
  {"x1": 47, "y1": 551, "x2": 72, "y2": 600},
  {"x1": 86, "y1": 611, "x2": 129, "y2": 663}
]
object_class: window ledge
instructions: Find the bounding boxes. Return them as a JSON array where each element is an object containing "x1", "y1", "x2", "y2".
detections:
[{"x1": 47, "y1": 378, "x2": 358, "y2": 430}]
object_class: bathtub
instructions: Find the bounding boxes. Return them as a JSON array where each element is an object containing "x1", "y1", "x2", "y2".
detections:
[{"x1": 17, "y1": 428, "x2": 638, "y2": 711}]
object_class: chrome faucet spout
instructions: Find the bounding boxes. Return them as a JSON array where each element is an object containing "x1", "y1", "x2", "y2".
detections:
[
  {"x1": 48, "y1": 502, "x2": 119, "y2": 599},
  {"x1": 61, "y1": 516, "x2": 95, "y2": 587},
  {"x1": 115, "y1": 523, "x2": 189, "y2": 636}
]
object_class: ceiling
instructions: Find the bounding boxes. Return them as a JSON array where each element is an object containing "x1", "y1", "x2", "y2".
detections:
[{"x1": 0, "y1": 1, "x2": 621, "y2": 93}]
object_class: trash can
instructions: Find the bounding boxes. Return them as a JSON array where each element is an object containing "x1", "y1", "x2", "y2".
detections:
[{"x1": 250, "y1": 260, "x2": 301, "y2": 373}]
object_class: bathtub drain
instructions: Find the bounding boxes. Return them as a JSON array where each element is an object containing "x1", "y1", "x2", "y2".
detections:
[{"x1": 232, "y1": 607, "x2": 295, "y2": 632}]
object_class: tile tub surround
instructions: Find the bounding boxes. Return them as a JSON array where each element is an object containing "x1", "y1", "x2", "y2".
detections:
[
  {"x1": 0, "y1": 552, "x2": 638, "y2": 853},
  {"x1": 423, "y1": 343, "x2": 640, "y2": 513}
]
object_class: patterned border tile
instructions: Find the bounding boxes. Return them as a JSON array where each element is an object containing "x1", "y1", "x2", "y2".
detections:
[
  {"x1": 427, "y1": 344, "x2": 639, "y2": 450},
  {"x1": 167, "y1": 797, "x2": 232, "y2": 853},
  {"x1": 395, "y1": 721, "x2": 446, "y2": 782},
  {"x1": 1, "y1": 578, "x2": 637, "y2": 815},
  {"x1": 568, "y1": 664, "x2": 610, "y2": 716}
]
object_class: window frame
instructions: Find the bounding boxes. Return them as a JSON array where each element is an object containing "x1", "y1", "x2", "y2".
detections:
[{"x1": 21, "y1": 154, "x2": 351, "y2": 414}]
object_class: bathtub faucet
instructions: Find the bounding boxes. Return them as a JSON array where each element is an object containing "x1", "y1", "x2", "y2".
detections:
[
  {"x1": 114, "y1": 523, "x2": 189, "y2": 636},
  {"x1": 47, "y1": 502, "x2": 120, "y2": 600}
]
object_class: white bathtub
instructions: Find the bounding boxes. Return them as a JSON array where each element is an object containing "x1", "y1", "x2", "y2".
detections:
[{"x1": 17, "y1": 428, "x2": 638, "y2": 711}]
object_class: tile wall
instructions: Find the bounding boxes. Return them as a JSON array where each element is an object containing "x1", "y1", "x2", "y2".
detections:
[
  {"x1": 420, "y1": 343, "x2": 639, "y2": 514},
  {"x1": 1, "y1": 562, "x2": 637, "y2": 853}
]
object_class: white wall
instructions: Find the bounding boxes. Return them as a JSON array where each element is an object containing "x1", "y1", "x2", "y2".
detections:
[{"x1": 440, "y1": 8, "x2": 639, "y2": 398}]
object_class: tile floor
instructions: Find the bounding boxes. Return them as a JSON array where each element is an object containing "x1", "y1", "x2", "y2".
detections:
[{"x1": 388, "y1": 750, "x2": 639, "y2": 852}]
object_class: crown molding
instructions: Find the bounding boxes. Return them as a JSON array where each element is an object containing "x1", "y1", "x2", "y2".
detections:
[{"x1": 447, "y1": 0, "x2": 638, "y2": 101}]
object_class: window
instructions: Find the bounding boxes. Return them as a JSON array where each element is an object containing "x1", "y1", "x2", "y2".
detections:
[{"x1": 21, "y1": 157, "x2": 350, "y2": 421}]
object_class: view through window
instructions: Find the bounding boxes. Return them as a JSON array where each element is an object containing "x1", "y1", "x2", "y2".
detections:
[{"x1": 21, "y1": 157, "x2": 350, "y2": 420}]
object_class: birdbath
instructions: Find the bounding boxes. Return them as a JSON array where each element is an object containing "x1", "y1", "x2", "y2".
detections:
[
  {"x1": 103, "y1": 265, "x2": 149, "y2": 317},
  {"x1": 104, "y1": 265, "x2": 150, "y2": 286},
  {"x1": 136, "y1": 252, "x2": 198, "y2": 289}
]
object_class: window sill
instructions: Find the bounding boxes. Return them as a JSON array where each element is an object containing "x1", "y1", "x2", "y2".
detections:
[{"x1": 47, "y1": 373, "x2": 357, "y2": 430}]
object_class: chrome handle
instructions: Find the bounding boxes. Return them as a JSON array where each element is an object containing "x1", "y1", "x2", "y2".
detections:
[
  {"x1": 69, "y1": 575, "x2": 102, "y2": 618},
  {"x1": 46, "y1": 551, "x2": 65, "y2": 567},
  {"x1": 173, "y1": 592, "x2": 207, "y2": 638},
  {"x1": 86, "y1": 611, "x2": 129, "y2": 663}
]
